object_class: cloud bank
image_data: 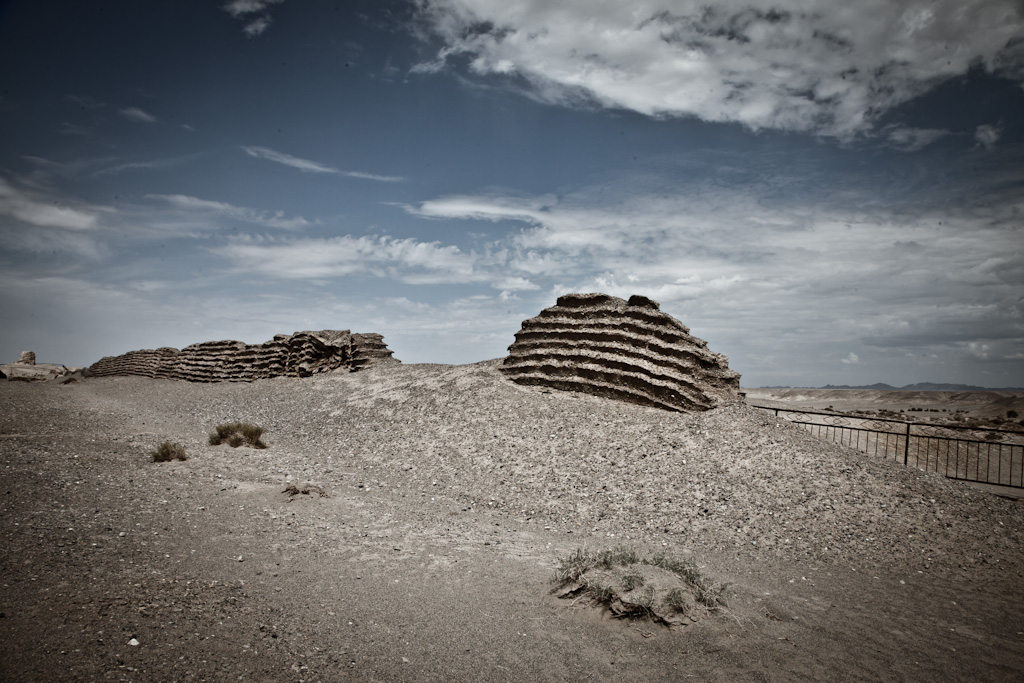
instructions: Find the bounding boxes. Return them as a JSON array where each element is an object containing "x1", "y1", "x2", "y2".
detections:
[{"x1": 414, "y1": 0, "x2": 1024, "y2": 138}]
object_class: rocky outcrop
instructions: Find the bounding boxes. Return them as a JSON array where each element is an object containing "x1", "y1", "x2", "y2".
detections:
[
  {"x1": 502, "y1": 293, "x2": 741, "y2": 412},
  {"x1": 87, "y1": 329, "x2": 398, "y2": 382},
  {"x1": 1, "y1": 362, "x2": 73, "y2": 382},
  {"x1": 18, "y1": 351, "x2": 35, "y2": 365}
]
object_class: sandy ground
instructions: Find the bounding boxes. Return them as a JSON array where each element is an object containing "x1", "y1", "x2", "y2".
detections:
[{"x1": 2, "y1": 362, "x2": 1023, "y2": 682}]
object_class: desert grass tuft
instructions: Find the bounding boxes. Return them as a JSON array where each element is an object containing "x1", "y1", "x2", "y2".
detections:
[
  {"x1": 209, "y1": 422, "x2": 267, "y2": 449},
  {"x1": 620, "y1": 571, "x2": 645, "y2": 592},
  {"x1": 645, "y1": 553, "x2": 730, "y2": 608},
  {"x1": 664, "y1": 587, "x2": 690, "y2": 613},
  {"x1": 553, "y1": 546, "x2": 730, "y2": 618},
  {"x1": 151, "y1": 441, "x2": 187, "y2": 462}
]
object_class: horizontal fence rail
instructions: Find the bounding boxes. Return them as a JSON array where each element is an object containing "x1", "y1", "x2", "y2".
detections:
[{"x1": 751, "y1": 405, "x2": 1024, "y2": 489}]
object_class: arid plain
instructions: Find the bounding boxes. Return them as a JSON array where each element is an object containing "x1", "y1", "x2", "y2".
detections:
[{"x1": 2, "y1": 362, "x2": 1023, "y2": 682}]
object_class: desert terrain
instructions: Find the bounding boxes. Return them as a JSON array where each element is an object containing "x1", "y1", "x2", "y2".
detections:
[
  {"x1": 744, "y1": 388, "x2": 1024, "y2": 425},
  {"x1": 2, "y1": 361, "x2": 1023, "y2": 681}
]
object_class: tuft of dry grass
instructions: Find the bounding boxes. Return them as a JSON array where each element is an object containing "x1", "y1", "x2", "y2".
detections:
[
  {"x1": 209, "y1": 422, "x2": 267, "y2": 449},
  {"x1": 151, "y1": 441, "x2": 187, "y2": 462}
]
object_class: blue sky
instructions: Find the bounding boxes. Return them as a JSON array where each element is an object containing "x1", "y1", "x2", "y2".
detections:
[{"x1": 1, "y1": 0, "x2": 1022, "y2": 387}]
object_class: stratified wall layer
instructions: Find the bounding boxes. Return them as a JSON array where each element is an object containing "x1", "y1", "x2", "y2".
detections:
[
  {"x1": 502, "y1": 293, "x2": 741, "y2": 412},
  {"x1": 87, "y1": 329, "x2": 398, "y2": 382}
]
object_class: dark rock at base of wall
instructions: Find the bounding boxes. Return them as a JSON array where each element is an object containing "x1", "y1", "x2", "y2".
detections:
[
  {"x1": 86, "y1": 329, "x2": 398, "y2": 382},
  {"x1": 502, "y1": 293, "x2": 741, "y2": 412}
]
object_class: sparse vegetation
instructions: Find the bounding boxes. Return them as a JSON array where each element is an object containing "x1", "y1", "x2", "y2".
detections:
[
  {"x1": 151, "y1": 441, "x2": 187, "y2": 462},
  {"x1": 209, "y1": 422, "x2": 267, "y2": 449},
  {"x1": 620, "y1": 570, "x2": 645, "y2": 592},
  {"x1": 646, "y1": 552, "x2": 730, "y2": 609},
  {"x1": 552, "y1": 546, "x2": 729, "y2": 625}
]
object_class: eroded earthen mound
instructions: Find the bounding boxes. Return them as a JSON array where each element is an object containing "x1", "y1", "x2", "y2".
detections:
[
  {"x1": 87, "y1": 329, "x2": 397, "y2": 382},
  {"x1": 502, "y1": 293, "x2": 741, "y2": 411}
]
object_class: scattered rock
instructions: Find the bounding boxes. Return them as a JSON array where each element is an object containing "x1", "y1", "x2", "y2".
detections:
[
  {"x1": 17, "y1": 351, "x2": 35, "y2": 365},
  {"x1": 283, "y1": 484, "x2": 328, "y2": 499},
  {"x1": 0, "y1": 362, "x2": 72, "y2": 382}
]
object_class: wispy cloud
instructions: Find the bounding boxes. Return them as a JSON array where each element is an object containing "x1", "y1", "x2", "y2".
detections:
[
  {"x1": 414, "y1": 0, "x2": 1024, "y2": 140},
  {"x1": 343, "y1": 170, "x2": 405, "y2": 183},
  {"x1": 885, "y1": 126, "x2": 949, "y2": 152},
  {"x1": 223, "y1": 0, "x2": 285, "y2": 37},
  {"x1": 147, "y1": 194, "x2": 311, "y2": 230},
  {"x1": 0, "y1": 177, "x2": 103, "y2": 230},
  {"x1": 58, "y1": 121, "x2": 90, "y2": 136},
  {"x1": 241, "y1": 145, "x2": 405, "y2": 181},
  {"x1": 93, "y1": 155, "x2": 191, "y2": 177},
  {"x1": 119, "y1": 106, "x2": 158, "y2": 123},
  {"x1": 209, "y1": 234, "x2": 482, "y2": 283},
  {"x1": 242, "y1": 145, "x2": 338, "y2": 173}
]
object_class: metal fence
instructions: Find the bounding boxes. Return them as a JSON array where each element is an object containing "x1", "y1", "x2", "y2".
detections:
[{"x1": 751, "y1": 406, "x2": 1024, "y2": 489}]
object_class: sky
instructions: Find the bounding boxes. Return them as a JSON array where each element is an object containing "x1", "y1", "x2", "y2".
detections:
[{"x1": 1, "y1": 0, "x2": 1022, "y2": 388}]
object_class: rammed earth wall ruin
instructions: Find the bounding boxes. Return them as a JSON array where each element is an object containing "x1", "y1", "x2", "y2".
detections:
[
  {"x1": 87, "y1": 330, "x2": 397, "y2": 382},
  {"x1": 502, "y1": 293, "x2": 741, "y2": 412}
]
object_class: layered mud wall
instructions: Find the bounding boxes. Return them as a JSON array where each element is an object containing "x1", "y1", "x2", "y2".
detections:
[
  {"x1": 87, "y1": 329, "x2": 398, "y2": 382},
  {"x1": 502, "y1": 293, "x2": 741, "y2": 412}
]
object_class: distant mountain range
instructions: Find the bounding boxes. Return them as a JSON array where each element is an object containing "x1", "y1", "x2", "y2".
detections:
[{"x1": 757, "y1": 383, "x2": 1024, "y2": 392}]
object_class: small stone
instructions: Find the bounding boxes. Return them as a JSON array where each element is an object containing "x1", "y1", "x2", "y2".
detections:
[{"x1": 128, "y1": 638, "x2": 140, "y2": 646}]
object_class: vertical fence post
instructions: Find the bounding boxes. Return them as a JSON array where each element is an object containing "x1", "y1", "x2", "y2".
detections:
[{"x1": 903, "y1": 422, "x2": 911, "y2": 466}]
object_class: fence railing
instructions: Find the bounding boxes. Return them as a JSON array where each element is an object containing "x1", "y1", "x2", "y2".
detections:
[{"x1": 751, "y1": 405, "x2": 1024, "y2": 489}]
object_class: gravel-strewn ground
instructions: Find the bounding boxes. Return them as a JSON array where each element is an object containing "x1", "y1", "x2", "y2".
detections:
[{"x1": 2, "y1": 361, "x2": 1023, "y2": 681}]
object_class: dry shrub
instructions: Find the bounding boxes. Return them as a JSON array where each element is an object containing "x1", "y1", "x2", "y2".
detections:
[
  {"x1": 209, "y1": 422, "x2": 267, "y2": 449},
  {"x1": 151, "y1": 441, "x2": 187, "y2": 462}
]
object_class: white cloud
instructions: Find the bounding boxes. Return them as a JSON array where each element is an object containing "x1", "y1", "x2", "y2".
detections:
[
  {"x1": 414, "y1": 0, "x2": 1024, "y2": 139},
  {"x1": 242, "y1": 146, "x2": 404, "y2": 181},
  {"x1": 494, "y1": 276, "x2": 539, "y2": 291},
  {"x1": 242, "y1": 146, "x2": 338, "y2": 173},
  {"x1": 885, "y1": 126, "x2": 949, "y2": 151},
  {"x1": 0, "y1": 178, "x2": 102, "y2": 230},
  {"x1": 119, "y1": 107, "x2": 158, "y2": 123},
  {"x1": 975, "y1": 124, "x2": 1002, "y2": 149},
  {"x1": 243, "y1": 17, "x2": 272, "y2": 37},
  {"x1": 841, "y1": 352, "x2": 860, "y2": 364},
  {"x1": 223, "y1": 0, "x2": 283, "y2": 16},
  {"x1": 147, "y1": 194, "x2": 311, "y2": 230},
  {"x1": 223, "y1": 0, "x2": 285, "y2": 37},
  {"x1": 343, "y1": 170, "x2": 405, "y2": 183},
  {"x1": 209, "y1": 234, "x2": 483, "y2": 283}
]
